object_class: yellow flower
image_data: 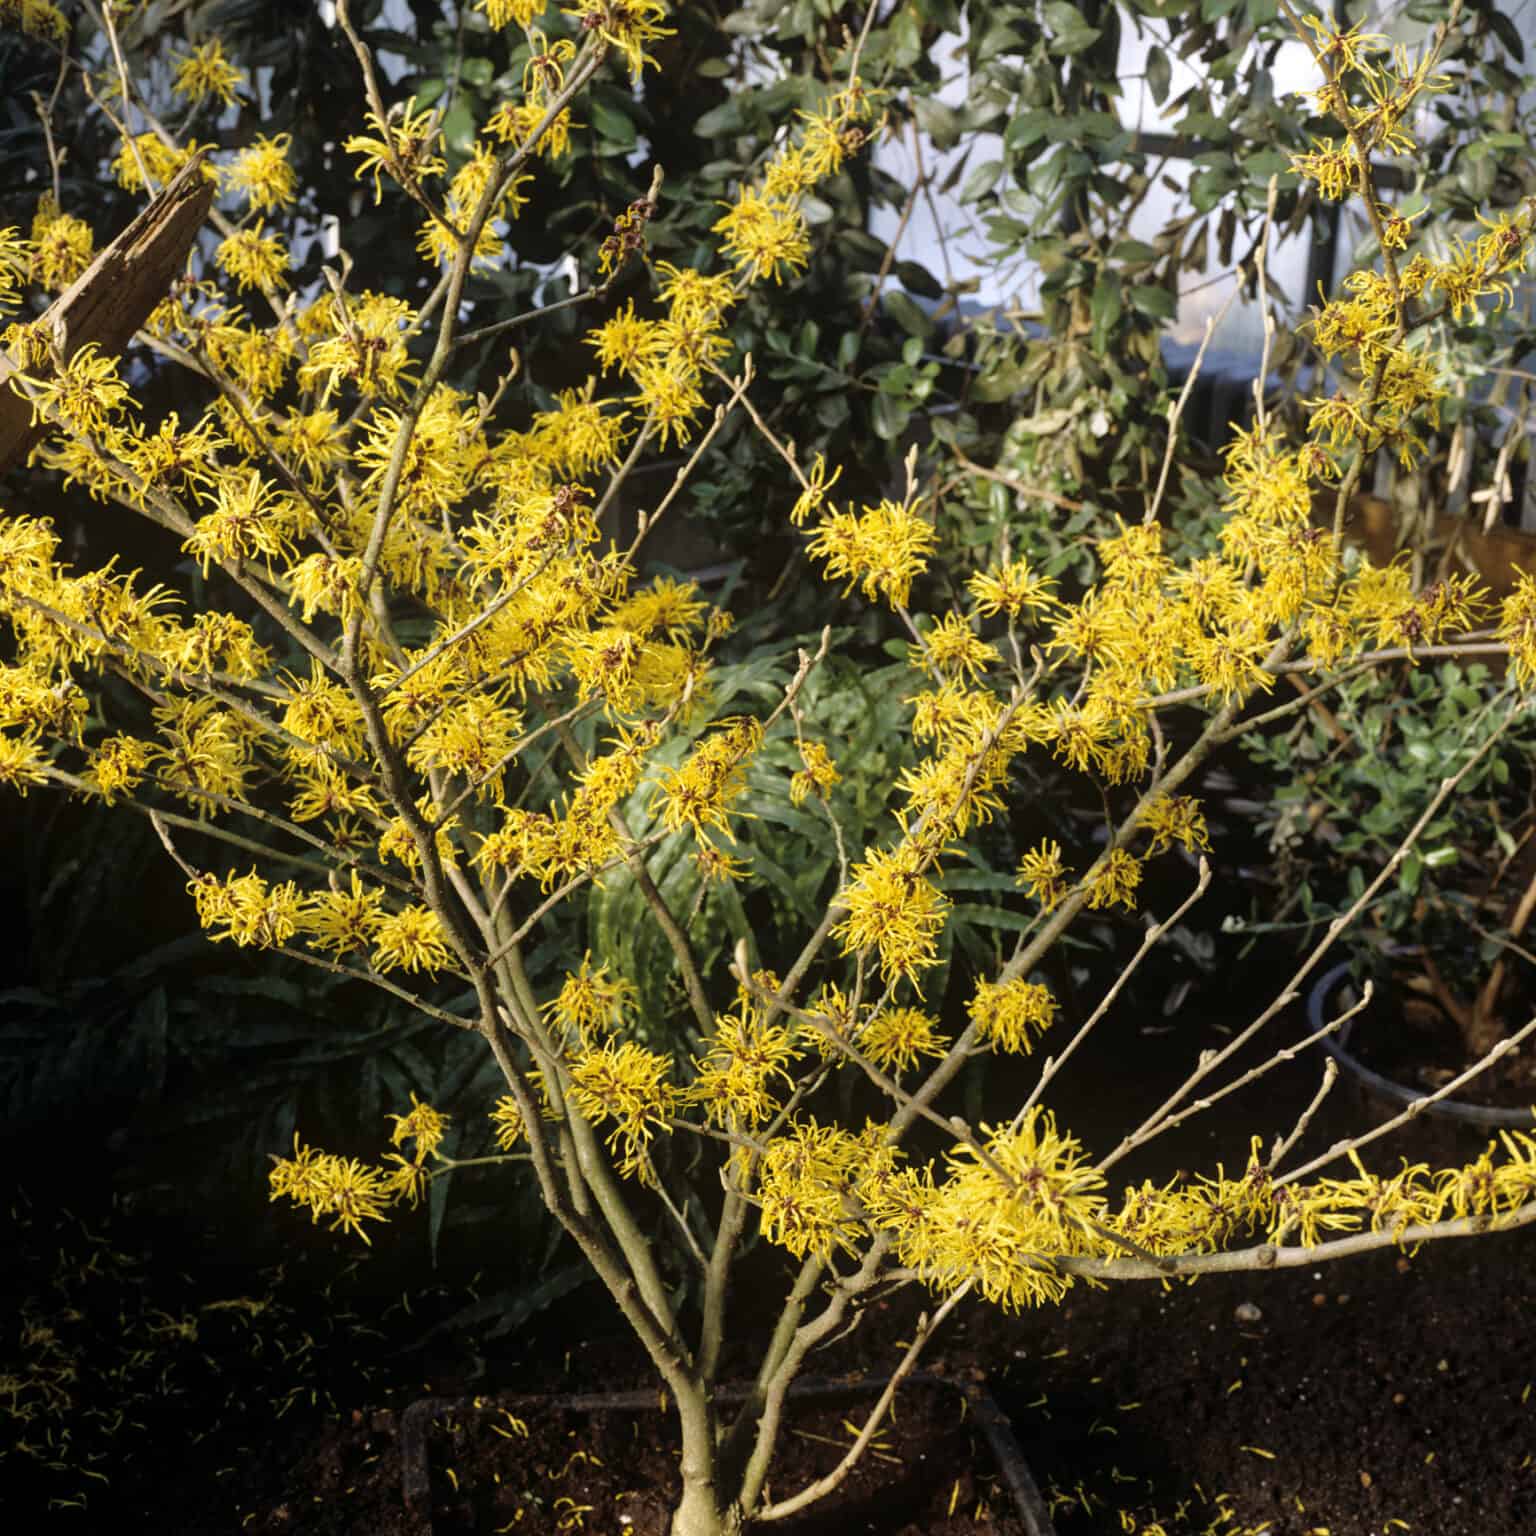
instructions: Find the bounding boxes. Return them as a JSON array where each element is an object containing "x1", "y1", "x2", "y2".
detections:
[
  {"x1": 916, "y1": 611, "x2": 999, "y2": 682},
  {"x1": 1298, "y1": 14, "x2": 1389, "y2": 79},
  {"x1": 297, "y1": 292, "x2": 418, "y2": 403},
  {"x1": 967, "y1": 557, "x2": 1058, "y2": 621},
  {"x1": 173, "y1": 37, "x2": 246, "y2": 107},
  {"x1": 532, "y1": 386, "x2": 632, "y2": 474},
  {"x1": 0, "y1": 728, "x2": 48, "y2": 794},
  {"x1": 757, "y1": 1120, "x2": 867, "y2": 1260},
  {"x1": 789, "y1": 453, "x2": 842, "y2": 527},
  {"x1": 487, "y1": 100, "x2": 575, "y2": 159},
  {"x1": 654, "y1": 716, "x2": 761, "y2": 846},
  {"x1": 833, "y1": 844, "x2": 950, "y2": 987},
  {"x1": 0, "y1": 226, "x2": 31, "y2": 315},
  {"x1": 27, "y1": 342, "x2": 131, "y2": 437},
  {"x1": 274, "y1": 408, "x2": 347, "y2": 486},
  {"x1": 543, "y1": 952, "x2": 637, "y2": 1044},
  {"x1": 1016, "y1": 839, "x2": 1069, "y2": 911},
  {"x1": 1184, "y1": 621, "x2": 1275, "y2": 706},
  {"x1": 1139, "y1": 794, "x2": 1211, "y2": 856},
  {"x1": 4, "y1": 0, "x2": 68, "y2": 41},
  {"x1": 1498, "y1": 573, "x2": 1536, "y2": 690},
  {"x1": 182, "y1": 470, "x2": 303, "y2": 576},
  {"x1": 1084, "y1": 848, "x2": 1142, "y2": 912},
  {"x1": 629, "y1": 361, "x2": 704, "y2": 447},
  {"x1": 712, "y1": 187, "x2": 810, "y2": 284},
  {"x1": 417, "y1": 144, "x2": 528, "y2": 270},
  {"x1": 688, "y1": 1004, "x2": 802, "y2": 1129},
  {"x1": 372, "y1": 904, "x2": 454, "y2": 973},
  {"x1": 226, "y1": 134, "x2": 297, "y2": 213},
  {"x1": 215, "y1": 222, "x2": 289, "y2": 292},
  {"x1": 111, "y1": 134, "x2": 215, "y2": 194},
  {"x1": 806, "y1": 498, "x2": 936, "y2": 610},
  {"x1": 586, "y1": 301, "x2": 661, "y2": 376},
  {"x1": 570, "y1": 0, "x2": 673, "y2": 79},
  {"x1": 386, "y1": 1092, "x2": 450, "y2": 1161},
  {"x1": 653, "y1": 263, "x2": 736, "y2": 328},
  {"x1": 1289, "y1": 138, "x2": 1357, "y2": 201},
  {"x1": 189, "y1": 867, "x2": 303, "y2": 948},
  {"x1": 568, "y1": 1040, "x2": 677, "y2": 1179},
  {"x1": 303, "y1": 872, "x2": 387, "y2": 956},
  {"x1": 343, "y1": 103, "x2": 446, "y2": 205},
  {"x1": 86, "y1": 734, "x2": 151, "y2": 805},
  {"x1": 29, "y1": 196, "x2": 92, "y2": 292},
  {"x1": 489, "y1": 1095, "x2": 526, "y2": 1150},
  {"x1": 268, "y1": 1137, "x2": 391, "y2": 1244},
  {"x1": 477, "y1": 0, "x2": 547, "y2": 28},
  {"x1": 859, "y1": 1006, "x2": 949, "y2": 1075},
  {"x1": 789, "y1": 739, "x2": 840, "y2": 806},
  {"x1": 967, "y1": 978, "x2": 1056, "y2": 1054}
]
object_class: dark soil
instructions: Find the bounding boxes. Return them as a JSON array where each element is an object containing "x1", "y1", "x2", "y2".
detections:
[
  {"x1": 407, "y1": 1381, "x2": 1028, "y2": 1536},
  {"x1": 992, "y1": 1226, "x2": 1535, "y2": 1535}
]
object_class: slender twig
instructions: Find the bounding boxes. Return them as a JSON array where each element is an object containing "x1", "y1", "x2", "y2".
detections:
[
  {"x1": 1052, "y1": 1195, "x2": 1536, "y2": 1282},
  {"x1": 1268, "y1": 1058, "x2": 1340, "y2": 1173},
  {"x1": 1018, "y1": 857, "x2": 1213, "y2": 1122},
  {"x1": 754, "y1": 1283, "x2": 972, "y2": 1521},
  {"x1": 1275, "y1": 1012, "x2": 1536, "y2": 1190}
]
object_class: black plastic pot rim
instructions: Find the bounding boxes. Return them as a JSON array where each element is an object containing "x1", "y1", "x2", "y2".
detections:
[
  {"x1": 1308, "y1": 959, "x2": 1536, "y2": 1129},
  {"x1": 400, "y1": 1369, "x2": 1056, "y2": 1536}
]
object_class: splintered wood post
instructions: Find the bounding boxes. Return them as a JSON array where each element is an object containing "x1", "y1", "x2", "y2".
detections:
[{"x1": 0, "y1": 151, "x2": 215, "y2": 474}]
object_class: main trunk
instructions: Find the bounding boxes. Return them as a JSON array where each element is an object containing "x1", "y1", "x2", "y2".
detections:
[
  {"x1": 669, "y1": 1475, "x2": 743, "y2": 1536},
  {"x1": 668, "y1": 1389, "x2": 743, "y2": 1536}
]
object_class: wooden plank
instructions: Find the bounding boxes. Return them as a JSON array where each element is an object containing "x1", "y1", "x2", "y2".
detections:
[{"x1": 0, "y1": 151, "x2": 215, "y2": 473}]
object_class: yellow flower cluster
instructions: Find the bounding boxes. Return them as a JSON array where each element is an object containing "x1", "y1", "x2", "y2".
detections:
[
  {"x1": 187, "y1": 866, "x2": 452, "y2": 974},
  {"x1": 654, "y1": 716, "x2": 761, "y2": 847},
  {"x1": 806, "y1": 497, "x2": 937, "y2": 610},
  {"x1": 568, "y1": 1039, "x2": 677, "y2": 1179},
  {"x1": 269, "y1": 1095, "x2": 451, "y2": 1241}
]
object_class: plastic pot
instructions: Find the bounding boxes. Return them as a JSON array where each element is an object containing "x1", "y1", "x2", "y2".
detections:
[{"x1": 1308, "y1": 960, "x2": 1536, "y2": 1128}]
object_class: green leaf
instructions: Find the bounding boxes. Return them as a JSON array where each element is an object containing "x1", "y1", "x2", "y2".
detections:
[
  {"x1": 959, "y1": 158, "x2": 1004, "y2": 204},
  {"x1": 441, "y1": 100, "x2": 476, "y2": 159},
  {"x1": 460, "y1": 57, "x2": 494, "y2": 88},
  {"x1": 1128, "y1": 284, "x2": 1175, "y2": 320},
  {"x1": 1489, "y1": 9, "x2": 1525, "y2": 62},
  {"x1": 950, "y1": 903, "x2": 1036, "y2": 933},
  {"x1": 1244, "y1": 148, "x2": 1293, "y2": 179},
  {"x1": 1043, "y1": 1, "x2": 1103, "y2": 55},
  {"x1": 1146, "y1": 45, "x2": 1171, "y2": 107},
  {"x1": 895, "y1": 260, "x2": 945, "y2": 299},
  {"x1": 883, "y1": 289, "x2": 933, "y2": 338},
  {"x1": 1090, "y1": 273, "x2": 1123, "y2": 351},
  {"x1": 694, "y1": 98, "x2": 747, "y2": 137},
  {"x1": 590, "y1": 100, "x2": 638, "y2": 150},
  {"x1": 871, "y1": 391, "x2": 910, "y2": 440},
  {"x1": 969, "y1": 360, "x2": 1028, "y2": 403},
  {"x1": 1004, "y1": 111, "x2": 1052, "y2": 151}
]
